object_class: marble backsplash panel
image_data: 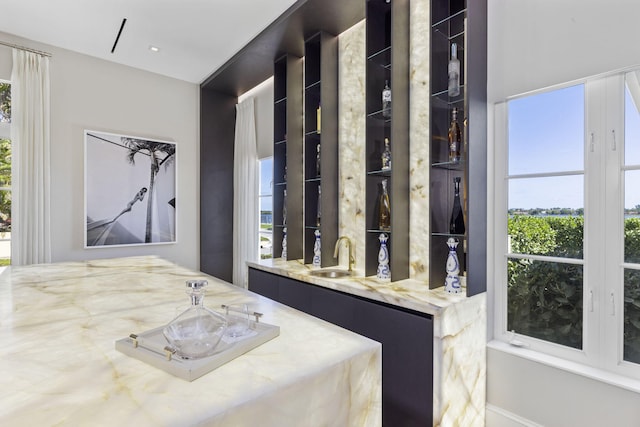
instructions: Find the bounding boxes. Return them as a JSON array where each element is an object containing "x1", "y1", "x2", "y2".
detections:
[
  {"x1": 338, "y1": 20, "x2": 367, "y2": 271},
  {"x1": 337, "y1": 0, "x2": 431, "y2": 282},
  {"x1": 409, "y1": 0, "x2": 431, "y2": 281}
]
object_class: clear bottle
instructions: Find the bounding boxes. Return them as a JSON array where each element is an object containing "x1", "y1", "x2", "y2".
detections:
[
  {"x1": 382, "y1": 80, "x2": 391, "y2": 118},
  {"x1": 449, "y1": 176, "x2": 465, "y2": 235},
  {"x1": 162, "y1": 280, "x2": 228, "y2": 360},
  {"x1": 448, "y1": 42, "x2": 460, "y2": 97},
  {"x1": 448, "y1": 107, "x2": 462, "y2": 164},
  {"x1": 316, "y1": 143, "x2": 321, "y2": 177},
  {"x1": 379, "y1": 179, "x2": 391, "y2": 231},
  {"x1": 282, "y1": 188, "x2": 287, "y2": 226},
  {"x1": 316, "y1": 185, "x2": 322, "y2": 227},
  {"x1": 316, "y1": 103, "x2": 321, "y2": 134},
  {"x1": 381, "y1": 137, "x2": 391, "y2": 171}
]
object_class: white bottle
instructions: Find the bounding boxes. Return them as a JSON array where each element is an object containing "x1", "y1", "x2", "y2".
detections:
[
  {"x1": 382, "y1": 80, "x2": 391, "y2": 118},
  {"x1": 448, "y1": 43, "x2": 460, "y2": 97}
]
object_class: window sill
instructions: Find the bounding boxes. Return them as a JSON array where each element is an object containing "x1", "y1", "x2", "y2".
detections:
[{"x1": 487, "y1": 340, "x2": 640, "y2": 395}]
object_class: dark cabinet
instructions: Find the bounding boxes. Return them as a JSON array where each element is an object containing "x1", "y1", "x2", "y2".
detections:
[
  {"x1": 429, "y1": 0, "x2": 487, "y2": 296},
  {"x1": 273, "y1": 54, "x2": 303, "y2": 260},
  {"x1": 303, "y1": 32, "x2": 339, "y2": 266},
  {"x1": 364, "y1": 0, "x2": 410, "y2": 281},
  {"x1": 248, "y1": 267, "x2": 433, "y2": 426}
]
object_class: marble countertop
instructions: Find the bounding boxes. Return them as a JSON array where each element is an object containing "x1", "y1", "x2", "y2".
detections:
[
  {"x1": 0, "y1": 256, "x2": 381, "y2": 426},
  {"x1": 247, "y1": 258, "x2": 469, "y2": 317}
]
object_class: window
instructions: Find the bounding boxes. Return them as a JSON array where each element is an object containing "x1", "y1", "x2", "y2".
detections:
[
  {"x1": 494, "y1": 70, "x2": 640, "y2": 379},
  {"x1": 0, "y1": 81, "x2": 11, "y2": 266},
  {"x1": 259, "y1": 157, "x2": 273, "y2": 259}
]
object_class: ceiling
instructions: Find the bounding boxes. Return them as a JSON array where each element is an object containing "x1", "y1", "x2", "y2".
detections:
[{"x1": 0, "y1": 0, "x2": 299, "y2": 84}]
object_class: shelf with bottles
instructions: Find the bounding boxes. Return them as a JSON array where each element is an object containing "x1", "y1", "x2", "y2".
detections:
[
  {"x1": 301, "y1": 31, "x2": 338, "y2": 267},
  {"x1": 272, "y1": 54, "x2": 303, "y2": 261},
  {"x1": 431, "y1": 105, "x2": 465, "y2": 168},
  {"x1": 364, "y1": 0, "x2": 409, "y2": 281},
  {"x1": 431, "y1": 3, "x2": 466, "y2": 101}
]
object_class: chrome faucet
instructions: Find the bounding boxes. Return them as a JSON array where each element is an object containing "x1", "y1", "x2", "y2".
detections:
[{"x1": 334, "y1": 236, "x2": 355, "y2": 272}]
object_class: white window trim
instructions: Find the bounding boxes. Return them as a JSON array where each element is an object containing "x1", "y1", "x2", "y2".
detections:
[{"x1": 493, "y1": 72, "x2": 640, "y2": 382}]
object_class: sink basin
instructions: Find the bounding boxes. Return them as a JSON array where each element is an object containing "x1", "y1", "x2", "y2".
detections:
[{"x1": 309, "y1": 269, "x2": 352, "y2": 279}]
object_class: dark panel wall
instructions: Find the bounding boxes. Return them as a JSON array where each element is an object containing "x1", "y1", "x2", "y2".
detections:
[{"x1": 200, "y1": 89, "x2": 237, "y2": 282}]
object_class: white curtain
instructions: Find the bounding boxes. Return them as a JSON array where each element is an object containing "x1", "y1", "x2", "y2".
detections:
[
  {"x1": 233, "y1": 98, "x2": 258, "y2": 288},
  {"x1": 10, "y1": 49, "x2": 51, "y2": 265}
]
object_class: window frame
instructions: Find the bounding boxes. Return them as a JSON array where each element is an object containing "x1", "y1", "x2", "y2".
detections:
[{"x1": 493, "y1": 72, "x2": 640, "y2": 380}]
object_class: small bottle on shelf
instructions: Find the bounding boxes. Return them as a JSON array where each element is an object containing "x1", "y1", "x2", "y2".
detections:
[
  {"x1": 316, "y1": 143, "x2": 321, "y2": 177},
  {"x1": 449, "y1": 177, "x2": 465, "y2": 235},
  {"x1": 382, "y1": 80, "x2": 391, "y2": 118},
  {"x1": 448, "y1": 107, "x2": 462, "y2": 164},
  {"x1": 381, "y1": 138, "x2": 391, "y2": 171},
  {"x1": 379, "y1": 179, "x2": 391, "y2": 231},
  {"x1": 316, "y1": 103, "x2": 321, "y2": 134},
  {"x1": 316, "y1": 185, "x2": 322, "y2": 227},
  {"x1": 282, "y1": 227, "x2": 287, "y2": 259},
  {"x1": 282, "y1": 188, "x2": 287, "y2": 226},
  {"x1": 448, "y1": 43, "x2": 460, "y2": 97}
]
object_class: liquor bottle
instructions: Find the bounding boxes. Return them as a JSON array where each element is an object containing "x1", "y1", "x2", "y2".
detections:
[
  {"x1": 316, "y1": 143, "x2": 321, "y2": 177},
  {"x1": 448, "y1": 107, "x2": 462, "y2": 164},
  {"x1": 381, "y1": 138, "x2": 391, "y2": 171},
  {"x1": 316, "y1": 185, "x2": 322, "y2": 227},
  {"x1": 449, "y1": 177, "x2": 465, "y2": 235},
  {"x1": 313, "y1": 230, "x2": 321, "y2": 267},
  {"x1": 377, "y1": 233, "x2": 391, "y2": 280},
  {"x1": 281, "y1": 227, "x2": 287, "y2": 259},
  {"x1": 282, "y1": 188, "x2": 287, "y2": 226},
  {"x1": 316, "y1": 103, "x2": 321, "y2": 134},
  {"x1": 382, "y1": 80, "x2": 391, "y2": 118},
  {"x1": 448, "y1": 42, "x2": 460, "y2": 97},
  {"x1": 379, "y1": 179, "x2": 391, "y2": 231}
]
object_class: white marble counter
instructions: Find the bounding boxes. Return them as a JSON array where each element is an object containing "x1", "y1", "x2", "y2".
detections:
[
  {"x1": 0, "y1": 256, "x2": 381, "y2": 427},
  {"x1": 248, "y1": 258, "x2": 486, "y2": 426}
]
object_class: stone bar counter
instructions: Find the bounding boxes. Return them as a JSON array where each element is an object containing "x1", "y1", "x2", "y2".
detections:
[
  {"x1": 0, "y1": 256, "x2": 381, "y2": 426},
  {"x1": 248, "y1": 258, "x2": 486, "y2": 426}
]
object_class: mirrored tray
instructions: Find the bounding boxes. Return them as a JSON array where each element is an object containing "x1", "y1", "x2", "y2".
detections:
[{"x1": 115, "y1": 312, "x2": 280, "y2": 381}]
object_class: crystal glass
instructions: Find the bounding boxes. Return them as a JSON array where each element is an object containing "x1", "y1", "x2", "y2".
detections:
[
  {"x1": 224, "y1": 304, "x2": 253, "y2": 338},
  {"x1": 163, "y1": 280, "x2": 228, "y2": 359}
]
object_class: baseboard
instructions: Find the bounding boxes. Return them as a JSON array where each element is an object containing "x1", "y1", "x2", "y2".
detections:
[{"x1": 485, "y1": 404, "x2": 544, "y2": 427}]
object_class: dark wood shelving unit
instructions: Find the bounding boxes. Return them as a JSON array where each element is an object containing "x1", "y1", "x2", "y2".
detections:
[
  {"x1": 273, "y1": 54, "x2": 303, "y2": 260},
  {"x1": 429, "y1": 0, "x2": 487, "y2": 296},
  {"x1": 303, "y1": 31, "x2": 338, "y2": 266},
  {"x1": 364, "y1": 0, "x2": 410, "y2": 281}
]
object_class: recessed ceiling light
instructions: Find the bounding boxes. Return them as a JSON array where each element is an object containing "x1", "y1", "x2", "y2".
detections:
[{"x1": 149, "y1": 45, "x2": 160, "y2": 53}]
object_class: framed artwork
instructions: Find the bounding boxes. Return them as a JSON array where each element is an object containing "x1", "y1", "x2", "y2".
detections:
[{"x1": 84, "y1": 130, "x2": 177, "y2": 247}]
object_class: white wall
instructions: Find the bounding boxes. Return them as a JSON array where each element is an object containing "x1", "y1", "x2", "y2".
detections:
[
  {"x1": 0, "y1": 32, "x2": 200, "y2": 270},
  {"x1": 487, "y1": 1, "x2": 640, "y2": 425}
]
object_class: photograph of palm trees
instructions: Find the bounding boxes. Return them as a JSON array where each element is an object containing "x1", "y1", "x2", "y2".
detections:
[{"x1": 84, "y1": 130, "x2": 176, "y2": 247}]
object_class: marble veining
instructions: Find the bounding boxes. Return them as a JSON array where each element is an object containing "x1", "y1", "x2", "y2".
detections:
[
  {"x1": 248, "y1": 258, "x2": 486, "y2": 426},
  {"x1": 0, "y1": 256, "x2": 381, "y2": 427},
  {"x1": 338, "y1": 20, "x2": 367, "y2": 272},
  {"x1": 409, "y1": 0, "x2": 432, "y2": 281}
]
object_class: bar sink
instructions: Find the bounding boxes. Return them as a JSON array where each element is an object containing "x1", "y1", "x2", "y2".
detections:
[{"x1": 309, "y1": 269, "x2": 352, "y2": 279}]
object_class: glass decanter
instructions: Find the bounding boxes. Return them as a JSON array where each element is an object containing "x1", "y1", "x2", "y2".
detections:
[{"x1": 163, "y1": 280, "x2": 228, "y2": 359}]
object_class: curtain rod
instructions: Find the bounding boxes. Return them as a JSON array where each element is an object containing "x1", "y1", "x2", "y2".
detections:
[{"x1": 0, "y1": 40, "x2": 52, "y2": 57}]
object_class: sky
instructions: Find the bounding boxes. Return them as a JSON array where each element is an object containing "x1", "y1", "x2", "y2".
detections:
[{"x1": 508, "y1": 80, "x2": 640, "y2": 210}]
